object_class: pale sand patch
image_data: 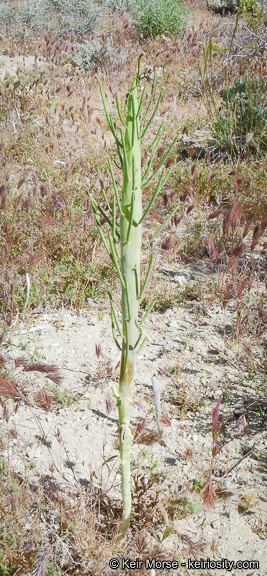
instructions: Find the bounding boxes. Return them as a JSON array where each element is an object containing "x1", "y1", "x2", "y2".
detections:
[{"x1": 0, "y1": 54, "x2": 45, "y2": 80}]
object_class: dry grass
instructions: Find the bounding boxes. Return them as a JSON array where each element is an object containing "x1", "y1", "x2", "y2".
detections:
[{"x1": 0, "y1": 1, "x2": 266, "y2": 573}]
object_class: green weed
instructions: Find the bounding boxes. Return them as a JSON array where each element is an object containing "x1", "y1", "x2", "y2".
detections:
[
  {"x1": 50, "y1": 386, "x2": 80, "y2": 408},
  {"x1": 0, "y1": 456, "x2": 7, "y2": 479},
  {"x1": 132, "y1": 0, "x2": 188, "y2": 39},
  {"x1": 212, "y1": 72, "x2": 267, "y2": 158}
]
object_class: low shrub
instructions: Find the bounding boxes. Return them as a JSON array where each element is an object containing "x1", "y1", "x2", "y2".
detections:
[
  {"x1": 0, "y1": 3, "x2": 14, "y2": 31},
  {"x1": 72, "y1": 37, "x2": 114, "y2": 72},
  {"x1": 47, "y1": 0, "x2": 101, "y2": 35},
  {"x1": 219, "y1": 0, "x2": 265, "y2": 12},
  {"x1": 104, "y1": 0, "x2": 134, "y2": 12},
  {"x1": 132, "y1": 0, "x2": 189, "y2": 39},
  {"x1": 211, "y1": 72, "x2": 267, "y2": 158},
  {"x1": 0, "y1": 0, "x2": 101, "y2": 36},
  {"x1": 17, "y1": 0, "x2": 49, "y2": 30},
  {"x1": 71, "y1": 35, "x2": 129, "y2": 72}
]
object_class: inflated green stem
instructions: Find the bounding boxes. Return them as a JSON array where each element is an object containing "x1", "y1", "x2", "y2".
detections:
[
  {"x1": 118, "y1": 69, "x2": 143, "y2": 537},
  {"x1": 90, "y1": 56, "x2": 181, "y2": 540}
]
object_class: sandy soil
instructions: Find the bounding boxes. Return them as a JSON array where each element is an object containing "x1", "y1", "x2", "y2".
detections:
[
  {"x1": 0, "y1": 2, "x2": 266, "y2": 572},
  {"x1": 0, "y1": 54, "x2": 46, "y2": 80},
  {"x1": 1, "y1": 262, "x2": 266, "y2": 575}
]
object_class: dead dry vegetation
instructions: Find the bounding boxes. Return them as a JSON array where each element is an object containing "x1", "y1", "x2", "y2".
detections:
[{"x1": 0, "y1": 0, "x2": 267, "y2": 574}]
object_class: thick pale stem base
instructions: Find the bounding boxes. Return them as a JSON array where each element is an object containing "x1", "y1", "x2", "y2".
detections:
[{"x1": 117, "y1": 347, "x2": 136, "y2": 540}]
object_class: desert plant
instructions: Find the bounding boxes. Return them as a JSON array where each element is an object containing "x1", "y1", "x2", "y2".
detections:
[
  {"x1": 104, "y1": 0, "x2": 134, "y2": 11},
  {"x1": 72, "y1": 37, "x2": 120, "y2": 72},
  {"x1": 48, "y1": 0, "x2": 100, "y2": 35},
  {"x1": 73, "y1": 36, "x2": 129, "y2": 72},
  {"x1": 211, "y1": 72, "x2": 267, "y2": 158},
  {"x1": 219, "y1": 0, "x2": 265, "y2": 14},
  {"x1": 6, "y1": 0, "x2": 100, "y2": 36},
  {"x1": 89, "y1": 56, "x2": 180, "y2": 539},
  {"x1": 132, "y1": 0, "x2": 188, "y2": 39},
  {"x1": 16, "y1": 0, "x2": 49, "y2": 30},
  {"x1": 0, "y1": 3, "x2": 14, "y2": 31}
]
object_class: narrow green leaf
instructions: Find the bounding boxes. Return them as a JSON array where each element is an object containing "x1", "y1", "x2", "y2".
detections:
[
  {"x1": 141, "y1": 89, "x2": 164, "y2": 139},
  {"x1": 142, "y1": 204, "x2": 181, "y2": 250},
  {"x1": 121, "y1": 128, "x2": 129, "y2": 180},
  {"x1": 137, "y1": 85, "x2": 146, "y2": 120},
  {"x1": 137, "y1": 336, "x2": 147, "y2": 355},
  {"x1": 108, "y1": 288, "x2": 123, "y2": 338},
  {"x1": 108, "y1": 233, "x2": 126, "y2": 289},
  {"x1": 140, "y1": 159, "x2": 175, "y2": 224},
  {"x1": 139, "y1": 253, "x2": 154, "y2": 301},
  {"x1": 134, "y1": 320, "x2": 143, "y2": 350},
  {"x1": 163, "y1": 527, "x2": 173, "y2": 541},
  {"x1": 127, "y1": 190, "x2": 135, "y2": 243},
  {"x1": 140, "y1": 72, "x2": 157, "y2": 133},
  {"x1": 143, "y1": 121, "x2": 166, "y2": 155},
  {"x1": 107, "y1": 158, "x2": 124, "y2": 216},
  {"x1": 123, "y1": 275, "x2": 131, "y2": 322},
  {"x1": 116, "y1": 93, "x2": 126, "y2": 127},
  {"x1": 139, "y1": 298, "x2": 157, "y2": 325},
  {"x1": 139, "y1": 169, "x2": 166, "y2": 224},
  {"x1": 100, "y1": 178, "x2": 112, "y2": 214},
  {"x1": 90, "y1": 195, "x2": 120, "y2": 240},
  {"x1": 100, "y1": 83, "x2": 123, "y2": 152},
  {"x1": 141, "y1": 123, "x2": 167, "y2": 185},
  {"x1": 91, "y1": 201, "x2": 111, "y2": 257},
  {"x1": 142, "y1": 134, "x2": 179, "y2": 189}
]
